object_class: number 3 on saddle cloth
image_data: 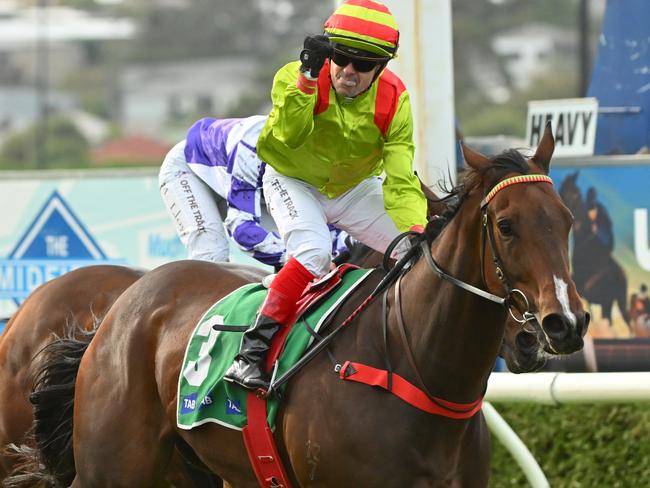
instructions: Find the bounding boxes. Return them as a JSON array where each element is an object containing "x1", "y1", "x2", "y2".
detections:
[{"x1": 177, "y1": 263, "x2": 375, "y2": 488}]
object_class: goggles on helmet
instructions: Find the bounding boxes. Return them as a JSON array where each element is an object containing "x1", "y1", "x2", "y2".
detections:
[{"x1": 330, "y1": 48, "x2": 386, "y2": 73}]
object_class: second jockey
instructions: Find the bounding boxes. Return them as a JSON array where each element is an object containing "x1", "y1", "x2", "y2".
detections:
[
  {"x1": 224, "y1": 0, "x2": 427, "y2": 391},
  {"x1": 159, "y1": 116, "x2": 348, "y2": 270}
]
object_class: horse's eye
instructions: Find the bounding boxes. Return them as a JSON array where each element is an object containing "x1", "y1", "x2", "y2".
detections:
[{"x1": 497, "y1": 219, "x2": 513, "y2": 236}]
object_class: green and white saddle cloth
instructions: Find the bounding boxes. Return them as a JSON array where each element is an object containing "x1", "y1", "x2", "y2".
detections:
[{"x1": 177, "y1": 267, "x2": 374, "y2": 431}]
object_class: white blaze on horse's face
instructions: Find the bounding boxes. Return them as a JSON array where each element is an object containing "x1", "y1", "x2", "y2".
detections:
[{"x1": 553, "y1": 275, "x2": 577, "y2": 327}]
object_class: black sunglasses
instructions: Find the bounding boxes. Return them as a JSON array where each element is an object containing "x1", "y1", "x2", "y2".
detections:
[{"x1": 330, "y1": 51, "x2": 383, "y2": 73}]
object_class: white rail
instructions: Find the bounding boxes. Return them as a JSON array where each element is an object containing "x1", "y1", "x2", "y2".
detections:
[
  {"x1": 483, "y1": 402, "x2": 550, "y2": 488},
  {"x1": 484, "y1": 372, "x2": 650, "y2": 487},
  {"x1": 486, "y1": 372, "x2": 650, "y2": 404}
]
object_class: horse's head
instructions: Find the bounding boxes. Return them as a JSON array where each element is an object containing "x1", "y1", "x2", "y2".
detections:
[{"x1": 461, "y1": 124, "x2": 589, "y2": 354}]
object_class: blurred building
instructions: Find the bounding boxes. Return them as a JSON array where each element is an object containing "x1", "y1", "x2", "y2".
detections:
[
  {"x1": 0, "y1": 6, "x2": 135, "y2": 85},
  {"x1": 0, "y1": 5, "x2": 135, "y2": 144},
  {"x1": 91, "y1": 134, "x2": 172, "y2": 166},
  {"x1": 492, "y1": 23, "x2": 577, "y2": 92},
  {"x1": 466, "y1": 22, "x2": 577, "y2": 104},
  {"x1": 119, "y1": 58, "x2": 259, "y2": 139}
]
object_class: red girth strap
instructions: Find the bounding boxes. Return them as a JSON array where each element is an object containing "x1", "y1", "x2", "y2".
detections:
[
  {"x1": 242, "y1": 392, "x2": 293, "y2": 488},
  {"x1": 339, "y1": 361, "x2": 483, "y2": 419}
]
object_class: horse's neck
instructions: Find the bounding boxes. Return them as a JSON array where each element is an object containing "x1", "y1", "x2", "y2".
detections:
[{"x1": 396, "y1": 204, "x2": 506, "y2": 402}]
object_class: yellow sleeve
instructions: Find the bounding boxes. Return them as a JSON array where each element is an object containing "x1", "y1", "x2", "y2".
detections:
[
  {"x1": 381, "y1": 91, "x2": 427, "y2": 231},
  {"x1": 266, "y1": 61, "x2": 320, "y2": 149}
]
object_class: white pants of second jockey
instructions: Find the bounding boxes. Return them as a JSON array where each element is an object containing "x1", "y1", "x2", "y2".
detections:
[
  {"x1": 159, "y1": 141, "x2": 230, "y2": 263},
  {"x1": 262, "y1": 165, "x2": 403, "y2": 277}
]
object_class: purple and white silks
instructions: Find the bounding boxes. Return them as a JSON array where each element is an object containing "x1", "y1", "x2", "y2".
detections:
[
  {"x1": 183, "y1": 116, "x2": 348, "y2": 267},
  {"x1": 184, "y1": 116, "x2": 285, "y2": 267}
]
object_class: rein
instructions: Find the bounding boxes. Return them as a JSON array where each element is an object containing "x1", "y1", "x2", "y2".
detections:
[
  {"x1": 267, "y1": 241, "x2": 421, "y2": 395},
  {"x1": 416, "y1": 174, "x2": 553, "y2": 322},
  {"x1": 339, "y1": 173, "x2": 555, "y2": 417},
  {"x1": 269, "y1": 174, "x2": 553, "y2": 418}
]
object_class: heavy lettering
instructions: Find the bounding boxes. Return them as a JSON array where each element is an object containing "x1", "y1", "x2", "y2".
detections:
[
  {"x1": 581, "y1": 111, "x2": 594, "y2": 145},
  {"x1": 566, "y1": 112, "x2": 580, "y2": 145},
  {"x1": 556, "y1": 113, "x2": 565, "y2": 145},
  {"x1": 529, "y1": 114, "x2": 543, "y2": 146}
]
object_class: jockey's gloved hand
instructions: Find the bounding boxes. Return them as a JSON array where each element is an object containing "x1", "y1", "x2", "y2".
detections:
[
  {"x1": 408, "y1": 224, "x2": 426, "y2": 245},
  {"x1": 299, "y1": 35, "x2": 333, "y2": 79}
]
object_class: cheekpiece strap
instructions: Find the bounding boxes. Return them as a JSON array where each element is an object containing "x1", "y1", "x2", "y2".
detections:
[{"x1": 481, "y1": 174, "x2": 553, "y2": 208}]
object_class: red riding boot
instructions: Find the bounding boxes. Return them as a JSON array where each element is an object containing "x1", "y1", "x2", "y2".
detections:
[{"x1": 223, "y1": 258, "x2": 314, "y2": 390}]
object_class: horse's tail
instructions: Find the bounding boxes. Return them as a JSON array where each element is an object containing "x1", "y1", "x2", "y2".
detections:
[{"x1": 4, "y1": 320, "x2": 97, "y2": 488}]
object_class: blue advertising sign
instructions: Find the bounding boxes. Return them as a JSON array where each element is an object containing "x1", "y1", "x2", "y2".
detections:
[
  {"x1": 0, "y1": 171, "x2": 268, "y2": 319},
  {"x1": 0, "y1": 190, "x2": 123, "y2": 303},
  {"x1": 547, "y1": 163, "x2": 650, "y2": 371}
]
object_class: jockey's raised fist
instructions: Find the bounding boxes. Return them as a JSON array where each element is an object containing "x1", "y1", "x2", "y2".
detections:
[{"x1": 299, "y1": 35, "x2": 333, "y2": 79}]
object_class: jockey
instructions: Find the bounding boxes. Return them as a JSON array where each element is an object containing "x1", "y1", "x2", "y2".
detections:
[
  {"x1": 159, "y1": 116, "x2": 348, "y2": 270},
  {"x1": 224, "y1": 0, "x2": 427, "y2": 390}
]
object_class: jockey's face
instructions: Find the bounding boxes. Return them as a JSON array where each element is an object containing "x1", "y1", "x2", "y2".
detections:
[{"x1": 330, "y1": 59, "x2": 380, "y2": 98}]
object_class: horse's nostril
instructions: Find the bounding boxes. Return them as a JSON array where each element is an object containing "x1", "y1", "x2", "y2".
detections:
[
  {"x1": 542, "y1": 313, "x2": 585, "y2": 354},
  {"x1": 584, "y1": 311, "x2": 591, "y2": 327},
  {"x1": 542, "y1": 313, "x2": 569, "y2": 338},
  {"x1": 515, "y1": 331, "x2": 537, "y2": 351}
]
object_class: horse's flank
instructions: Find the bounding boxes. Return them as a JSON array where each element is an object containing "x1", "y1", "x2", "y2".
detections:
[{"x1": 14, "y1": 126, "x2": 587, "y2": 487}]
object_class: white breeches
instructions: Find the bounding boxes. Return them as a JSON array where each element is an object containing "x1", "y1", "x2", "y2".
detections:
[
  {"x1": 262, "y1": 165, "x2": 402, "y2": 277},
  {"x1": 159, "y1": 141, "x2": 230, "y2": 263}
]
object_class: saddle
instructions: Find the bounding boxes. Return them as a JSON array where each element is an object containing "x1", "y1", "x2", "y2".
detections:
[{"x1": 177, "y1": 264, "x2": 376, "y2": 487}]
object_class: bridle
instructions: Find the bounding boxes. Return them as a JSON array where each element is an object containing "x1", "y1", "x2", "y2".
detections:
[
  {"x1": 268, "y1": 174, "x2": 555, "y2": 399},
  {"x1": 418, "y1": 174, "x2": 554, "y2": 327}
]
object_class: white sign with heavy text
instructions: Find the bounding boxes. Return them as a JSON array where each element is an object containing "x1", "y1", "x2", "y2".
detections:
[{"x1": 526, "y1": 98, "x2": 599, "y2": 157}]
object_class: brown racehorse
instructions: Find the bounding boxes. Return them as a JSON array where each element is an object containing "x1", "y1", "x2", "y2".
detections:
[
  {"x1": 0, "y1": 241, "x2": 539, "y2": 486},
  {"x1": 418, "y1": 180, "x2": 548, "y2": 373},
  {"x1": 24, "y1": 127, "x2": 584, "y2": 486},
  {"x1": 0, "y1": 265, "x2": 143, "y2": 480},
  {"x1": 2, "y1": 253, "x2": 541, "y2": 487},
  {"x1": 0, "y1": 265, "x2": 223, "y2": 488},
  {"x1": 347, "y1": 191, "x2": 548, "y2": 375}
]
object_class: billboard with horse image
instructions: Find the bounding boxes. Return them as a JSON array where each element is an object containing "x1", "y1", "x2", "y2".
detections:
[{"x1": 550, "y1": 163, "x2": 650, "y2": 370}]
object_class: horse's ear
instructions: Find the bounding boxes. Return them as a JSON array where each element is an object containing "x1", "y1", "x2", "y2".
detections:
[
  {"x1": 532, "y1": 122, "x2": 555, "y2": 174},
  {"x1": 461, "y1": 143, "x2": 491, "y2": 172}
]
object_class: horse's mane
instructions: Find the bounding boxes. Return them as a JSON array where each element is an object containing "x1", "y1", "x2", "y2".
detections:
[{"x1": 423, "y1": 148, "x2": 531, "y2": 244}]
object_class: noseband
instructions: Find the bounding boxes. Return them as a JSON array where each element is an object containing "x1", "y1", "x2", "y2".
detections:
[{"x1": 421, "y1": 174, "x2": 554, "y2": 326}]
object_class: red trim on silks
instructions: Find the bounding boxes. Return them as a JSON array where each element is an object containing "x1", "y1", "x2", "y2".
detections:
[
  {"x1": 343, "y1": 0, "x2": 392, "y2": 14},
  {"x1": 296, "y1": 73, "x2": 317, "y2": 95},
  {"x1": 243, "y1": 392, "x2": 293, "y2": 488},
  {"x1": 409, "y1": 224, "x2": 425, "y2": 234},
  {"x1": 339, "y1": 361, "x2": 483, "y2": 419},
  {"x1": 243, "y1": 265, "x2": 364, "y2": 487},
  {"x1": 374, "y1": 69, "x2": 405, "y2": 137},
  {"x1": 313, "y1": 60, "x2": 331, "y2": 116},
  {"x1": 264, "y1": 263, "x2": 360, "y2": 372},
  {"x1": 325, "y1": 14, "x2": 399, "y2": 46}
]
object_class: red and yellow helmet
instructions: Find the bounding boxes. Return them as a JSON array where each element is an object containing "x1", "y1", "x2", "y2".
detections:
[{"x1": 324, "y1": 0, "x2": 399, "y2": 59}]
